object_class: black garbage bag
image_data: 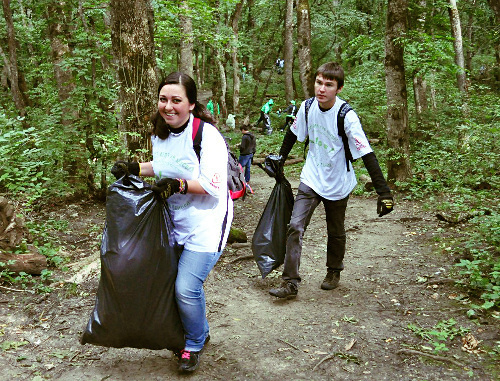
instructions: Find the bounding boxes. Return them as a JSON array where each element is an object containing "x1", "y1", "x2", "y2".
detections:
[
  {"x1": 252, "y1": 155, "x2": 294, "y2": 278},
  {"x1": 80, "y1": 175, "x2": 185, "y2": 350}
]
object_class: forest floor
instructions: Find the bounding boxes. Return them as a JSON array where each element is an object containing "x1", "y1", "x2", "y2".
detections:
[{"x1": 0, "y1": 166, "x2": 499, "y2": 381}]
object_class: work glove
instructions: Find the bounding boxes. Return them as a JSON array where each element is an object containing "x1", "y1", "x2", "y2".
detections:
[
  {"x1": 111, "y1": 161, "x2": 140, "y2": 179},
  {"x1": 377, "y1": 194, "x2": 394, "y2": 217},
  {"x1": 152, "y1": 178, "x2": 188, "y2": 199}
]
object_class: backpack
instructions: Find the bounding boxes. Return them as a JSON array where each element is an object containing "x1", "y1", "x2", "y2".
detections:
[
  {"x1": 192, "y1": 118, "x2": 246, "y2": 200},
  {"x1": 303, "y1": 97, "x2": 354, "y2": 171}
]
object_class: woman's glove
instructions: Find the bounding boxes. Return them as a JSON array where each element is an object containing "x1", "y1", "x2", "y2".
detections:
[
  {"x1": 111, "y1": 161, "x2": 140, "y2": 179},
  {"x1": 152, "y1": 178, "x2": 188, "y2": 199},
  {"x1": 377, "y1": 194, "x2": 394, "y2": 217}
]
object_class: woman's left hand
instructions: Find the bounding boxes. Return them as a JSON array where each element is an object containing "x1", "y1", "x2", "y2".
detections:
[{"x1": 152, "y1": 178, "x2": 187, "y2": 199}]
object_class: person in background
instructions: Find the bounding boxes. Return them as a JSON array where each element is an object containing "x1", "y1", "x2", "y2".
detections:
[
  {"x1": 112, "y1": 72, "x2": 233, "y2": 373},
  {"x1": 269, "y1": 62, "x2": 394, "y2": 299},
  {"x1": 207, "y1": 98, "x2": 219, "y2": 116},
  {"x1": 238, "y1": 124, "x2": 256, "y2": 194},
  {"x1": 281, "y1": 100, "x2": 298, "y2": 131},
  {"x1": 254, "y1": 98, "x2": 274, "y2": 135},
  {"x1": 242, "y1": 63, "x2": 247, "y2": 81}
]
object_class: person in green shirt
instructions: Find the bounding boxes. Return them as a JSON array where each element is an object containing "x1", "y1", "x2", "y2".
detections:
[
  {"x1": 254, "y1": 98, "x2": 274, "y2": 135},
  {"x1": 207, "y1": 99, "x2": 214, "y2": 115}
]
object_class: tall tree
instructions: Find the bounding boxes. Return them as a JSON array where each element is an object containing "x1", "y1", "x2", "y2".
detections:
[
  {"x1": 230, "y1": 0, "x2": 244, "y2": 114},
  {"x1": 448, "y1": 0, "x2": 467, "y2": 93},
  {"x1": 2, "y1": 0, "x2": 28, "y2": 117},
  {"x1": 109, "y1": 0, "x2": 158, "y2": 155},
  {"x1": 179, "y1": 0, "x2": 194, "y2": 77},
  {"x1": 385, "y1": 0, "x2": 411, "y2": 182},
  {"x1": 284, "y1": 0, "x2": 294, "y2": 102},
  {"x1": 46, "y1": 1, "x2": 79, "y2": 179},
  {"x1": 412, "y1": 0, "x2": 429, "y2": 134},
  {"x1": 487, "y1": 0, "x2": 500, "y2": 83},
  {"x1": 296, "y1": 0, "x2": 313, "y2": 98}
]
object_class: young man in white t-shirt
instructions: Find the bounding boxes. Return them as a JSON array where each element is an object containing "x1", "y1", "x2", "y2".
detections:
[{"x1": 269, "y1": 62, "x2": 394, "y2": 299}]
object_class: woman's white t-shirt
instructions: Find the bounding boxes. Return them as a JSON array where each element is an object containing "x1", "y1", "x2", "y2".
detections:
[
  {"x1": 151, "y1": 115, "x2": 233, "y2": 252},
  {"x1": 290, "y1": 97, "x2": 373, "y2": 200}
]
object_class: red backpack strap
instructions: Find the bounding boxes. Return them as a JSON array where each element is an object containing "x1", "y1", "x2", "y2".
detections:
[
  {"x1": 192, "y1": 117, "x2": 201, "y2": 140},
  {"x1": 192, "y1": 117, "x2": 204, "y2": 162}
]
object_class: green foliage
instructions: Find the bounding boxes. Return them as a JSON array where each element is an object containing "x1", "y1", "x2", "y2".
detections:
[
  {"x1": 0, "y1": 117, "x2": 51, "y2": 204},
  {"x1": 455, "y1": 212, "x2": 500, "y2": 311},
  {"x1": 407, "y1": 318, "x2": 470, "y2": 354},
  {"x1": 0, "y1": 266, "x2": 54, "y2": 294}
]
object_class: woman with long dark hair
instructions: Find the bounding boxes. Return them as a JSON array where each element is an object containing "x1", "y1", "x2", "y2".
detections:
[{"x1": 112, "y1": 72, "x2": 233, "y2": 372}]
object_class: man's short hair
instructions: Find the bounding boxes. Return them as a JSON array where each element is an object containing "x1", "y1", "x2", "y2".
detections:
[{"x1": 315, "y1": 62, "x2": 344, "y2": 88}]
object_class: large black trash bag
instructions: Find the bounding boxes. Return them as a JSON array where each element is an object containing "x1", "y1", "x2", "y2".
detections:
[
  {"x1": 252, "y1": 155, "x2": 294, "y2": 278},
  {"x1": 80, "y1": 175, "x2": 185, "y2": 350}
]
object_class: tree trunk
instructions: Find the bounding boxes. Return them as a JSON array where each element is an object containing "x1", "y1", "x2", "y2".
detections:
[
  {"x1": 109, "y1": 0, "x2": 158, "y2": 156},
  {"x1": 0, "y1": 196, "x2": 45, "y2": 274},
  {"x1": 296, "y1": 0, "x2": 314, "y2": 98},
  {"x1": 412, "y1": 74, "x2": 428, "y2": 137},
  {"x1": 179, "y1": 1, "x2": 194, "y2": 77},
  {"x1": 46, "y1": 1, "x2": 80, "y2": 181},
  {"x1": 385, "y1": 0, "x2": 412, "y2": 182},
  {"x1": 230, "y1": 0, "x2": 244, "y2": 114},
  {"x1": 216, "y1": 53, "x2": 227, "y2": 120},
  {"x1": 0, "y1": 196, "x2": 29, "y2": 250},
  {"x1": 412, "y1": 0, "x2": 428, "y2": 134},
  {"x1": 0, "y1": 250, "x2": 47, "y2": 275},
  {"x1": 487, "y1": 0, "x2": 500, "y2": 84},
  {"x1": 464, "y1": 0, "x2": 475, "y2": 74},
  {"x1": 2, "y1": 0, "x2": 28, "y2": 117},
  {"x1": 448, "y1": 0, "x2": 467, "y2": 94},
  {"x1": 284, "y1": 0, "x2": 294, "y2": 102}
]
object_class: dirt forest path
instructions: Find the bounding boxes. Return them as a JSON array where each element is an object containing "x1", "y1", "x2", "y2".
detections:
[{"x1": 0, "y1": 168, "x2": 498, "y2": 381}]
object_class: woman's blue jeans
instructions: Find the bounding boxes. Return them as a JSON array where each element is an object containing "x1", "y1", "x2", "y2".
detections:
[{"x1": 175, "y1": 248, "x2": 222, "y2": 352}]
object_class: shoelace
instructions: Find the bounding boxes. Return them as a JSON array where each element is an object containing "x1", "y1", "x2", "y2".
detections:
[{"x1": 181, "y1": 350, "x2": 191, "y2": 360}]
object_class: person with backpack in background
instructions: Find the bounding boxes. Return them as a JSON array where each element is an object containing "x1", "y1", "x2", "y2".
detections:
[
  {"x1": 268, "y1": 62, "x2": 394, "y2": 299},
  {"x1": 281, "y1": 100, "x2": 298, "y2": 131},
  {"x1": 111, "y1": 72, "x2": 233, "y2": 373},
  {"x1": 238, "y1": 124, "x2": 257, "y2": 194},
  {"x1": 254, "y1": 98, "x2": 274, "y2": 135}
]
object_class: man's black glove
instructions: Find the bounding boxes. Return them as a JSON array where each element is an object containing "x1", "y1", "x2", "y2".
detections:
[
  {"x1": 152, "y1": 178, "x2": 188, "y2": 199},
  {"x1": 377, "y1": 194, "x2": 394, "y2": 217},
  {"x1": 111, "y1": 161, "x2": 140, "y2": 179}
]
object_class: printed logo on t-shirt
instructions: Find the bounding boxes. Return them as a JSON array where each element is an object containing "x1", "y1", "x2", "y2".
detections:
[
  {"x1": 210, "y1": 173, "x2": 221, "y2": 189},
  {"x1": 355, "y1": 137, "x2": 367, "y2": 151}
]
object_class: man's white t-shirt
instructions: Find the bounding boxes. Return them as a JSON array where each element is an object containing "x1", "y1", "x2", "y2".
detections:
[
  {"x1": 290, "y1": 97, "x2": 373, "y2": 201},
  {"x1": 151, "y1": 115, "x2": 233, "y2": 252}
]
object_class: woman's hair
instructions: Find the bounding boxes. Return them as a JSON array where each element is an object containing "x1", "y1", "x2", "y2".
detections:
[
  {"x1": 151, "y1": 72, "x2": 216, "y2": 139},
  {"x1": 315, "y1": 62, "x2": 344, "y2": 88}
]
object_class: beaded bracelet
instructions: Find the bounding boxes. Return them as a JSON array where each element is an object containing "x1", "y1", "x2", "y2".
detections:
[{"x1": 177, "y1": 178, "x2": 188, "y2": 194}]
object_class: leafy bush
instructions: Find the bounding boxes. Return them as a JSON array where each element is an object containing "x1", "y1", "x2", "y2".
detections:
[{"x1": 456, "y1": 213, "x2": 500, "y2": 311}]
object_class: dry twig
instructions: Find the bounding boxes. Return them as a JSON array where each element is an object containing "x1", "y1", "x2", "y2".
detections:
[
  {"x1": 0, "y1": 285, "x2": 34, "y2": 293},
  {"x1": 278, "y1": 338, "x2": 301, "y2": 352},
  {"x1": 397, "y1": 349, "x2": 464, "y2": 367},
  {"x1": 228, "y1": 255, "x2": 254, "y2": 264}
]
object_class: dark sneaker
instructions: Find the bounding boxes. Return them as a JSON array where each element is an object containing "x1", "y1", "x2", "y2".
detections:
[
  {"x1": 177, "y1": 335, "x2": 210, "y2": 371},
  {"x1": 178, "y1": 349, "x2": 200, "y2": 372},
  {"x1": 269, "y1": 281, "x2": 298, "y2": 299},
  {"x1": 321, "y1": 269, "x2": 340, "y2": 290}
]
